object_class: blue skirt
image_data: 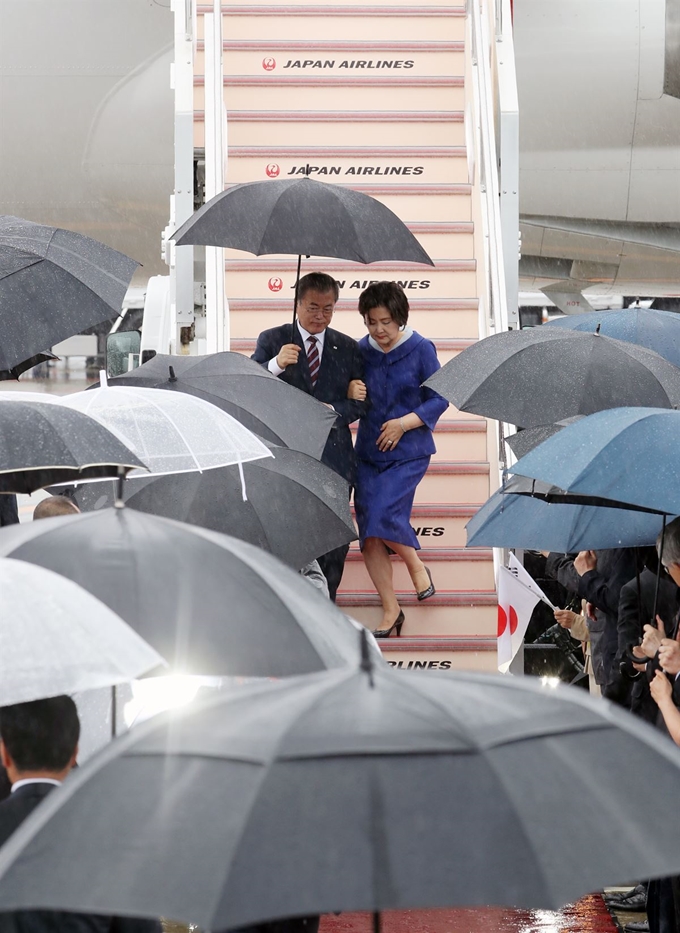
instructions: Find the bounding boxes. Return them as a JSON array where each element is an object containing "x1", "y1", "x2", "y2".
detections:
[{"x1": 355, "y1": 456, "x2": 430, "y2": 550}]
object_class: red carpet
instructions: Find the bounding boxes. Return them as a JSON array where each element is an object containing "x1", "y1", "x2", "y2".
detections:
[{"x1": 320, "y1": 896, "x2": 618, "y2": 933}]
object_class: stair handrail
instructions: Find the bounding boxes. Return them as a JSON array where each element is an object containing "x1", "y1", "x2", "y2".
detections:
[
  {"x1": 467, "y1": 0, "x2": 518, "y2": 340},
  {"x1": 467, "y1": 0, "x2": 520, "y2": 592}
]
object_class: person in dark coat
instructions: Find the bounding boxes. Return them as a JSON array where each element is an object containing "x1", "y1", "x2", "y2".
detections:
[
  {"x1": 0, "y1": 696, "x2": 161, "y2": 933},
  {"x1": 636, "y1": 520, "x2": 680, "y2": 933},
  {"x1": 545, "y1": 548, "x2": 638, "y2": 698},
  {"x1": 0, "y1": 496, "x2": 18, "y2": 528},
  {"x1": 617, "y1": 550, "x2": 679, "y2": 722},
  {"x1": 252, "y1": 272, "x2": 367, "y2": 601},
  {"x1": 348, "y1": 282, "x2": 448, "y2": 637}
]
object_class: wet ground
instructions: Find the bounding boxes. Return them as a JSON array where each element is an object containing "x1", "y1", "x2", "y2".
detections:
[
  {"x1": 320, "y1": 898, "x2": 618, "y2": 933},
  {"x1": 161, "y1": 896, "x2": 619, "y2": 932}
]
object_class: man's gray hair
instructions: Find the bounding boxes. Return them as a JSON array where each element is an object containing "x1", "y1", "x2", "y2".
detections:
[{"x1": 657, "y1": 516, "x2": 680, "y2": 567}]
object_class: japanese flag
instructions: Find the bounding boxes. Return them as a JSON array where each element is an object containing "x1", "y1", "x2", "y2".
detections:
[{"x1": 497, "y1": 556, "x2": 552, "y2": 673}]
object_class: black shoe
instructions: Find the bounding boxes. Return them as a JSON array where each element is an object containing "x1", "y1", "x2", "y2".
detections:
[
  {"x1": 604, "y1": 884, "x2": 646, "y2": 905},
  {"x1": 373, "y1": 610, "x2": 405, "y2": 638},
  {"x1": 614, "y1": 891, "x2": 647, "y2": 911},
  {"x1": 416, "y1": 566, "x2": 435, "y2": 601},
  {"x1": 623, "y1": 922, "x2": 648, "y2": 933}
]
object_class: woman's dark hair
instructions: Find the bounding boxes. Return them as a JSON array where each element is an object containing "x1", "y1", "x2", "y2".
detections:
[
  {"x1": 0, "y1": 696, "x2": 80, "y2": 772},
  {"x1": 358, "y1": 281, "x2": 409, "y2": 327}
]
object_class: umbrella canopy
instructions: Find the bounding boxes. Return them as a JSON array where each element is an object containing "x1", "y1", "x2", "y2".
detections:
[
  {"x1": 502, "y1": 472, "x2": 664, "y2": 512},
  {"x1": 0, "y1": 508, "x2": 365, "y2": 676},
  {"x1": 504, "y1": 416, "x2": 582, "y2": 459},
  {"x1": 104, "y1": 352, "x2": 336, "y2": 460},
  {"x1": 61, "y1": 382, "x2": 271, "y2": 477},
  {"x1": 0, "y1": 557, "x2": 163, "y2": 705},
  {"x1": 0, "y1": 397, "x2": 146, "y2": 494},
  {"x1": 466, "y1": 485, "x2": 670, "y2": 551},
  {"x1": 0, "y1": 351, "x2": 58, "y2": 382},
  {"x1": 1, "y1": 659, "x2": 680, "y2": 926},
  {"x1": 0, "y1": 215, "x2": 138, "y2": 372},
  {"x1": 64, "y1": 446, "x2": 357, "y2": 570},
  {"x1": 546, "y1": 307, "x2": 680, "y2": 368},
  {"x1": 172, "y1": 176, "x2": 433, "y2": 266},
  {"x1": 424, "y1": 328, "x2": 680, "y2": 427},
  {"x1": 509, "y1": 407, "x2": 680, "y2": 516}
]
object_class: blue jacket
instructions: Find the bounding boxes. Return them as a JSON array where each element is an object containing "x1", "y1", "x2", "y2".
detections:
[{"x1": 355, "y1": 332, "x2": 448, "y2": 463}]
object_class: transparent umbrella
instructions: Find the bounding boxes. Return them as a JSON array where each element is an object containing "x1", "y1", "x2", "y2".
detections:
[
  {"x1": 0, "y1": 557, "x2": 164, "y2": 705},
  {"x1": 0, "y1": 394, "x2": 147, "y2": 494},
  {"x1": 60, "y1": 375, "x2": 272, "y2": 480}
]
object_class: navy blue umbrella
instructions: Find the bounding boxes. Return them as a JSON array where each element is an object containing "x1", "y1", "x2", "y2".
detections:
[
  {"x1": 509, "y1": 407, "x2": 680, "y2": 515},
  {"x1": 546, "y1": 308, "x2": 680, "y2": 368},
  {"x1": 467, "y1": 485, "x2": 671, "y2": 551}
]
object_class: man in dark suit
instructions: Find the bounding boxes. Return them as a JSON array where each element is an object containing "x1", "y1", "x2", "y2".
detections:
[
  {"x1": 252, "y1": 272, "x2": 367, "y2": 600},
  {"x1": 545, "y1": 547, "x2": 638, "y2": 700},
  {"x1": 0, "y1": 696, "x2": 161, "y2": 933}
]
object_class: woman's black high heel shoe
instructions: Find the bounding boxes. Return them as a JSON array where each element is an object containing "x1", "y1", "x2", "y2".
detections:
[
  {"x1": 416, "y1": 566, "x2": 435, "y2": 601},
  {"x1": 373, "y1": 610, "x2": 405, "y2": 638}
]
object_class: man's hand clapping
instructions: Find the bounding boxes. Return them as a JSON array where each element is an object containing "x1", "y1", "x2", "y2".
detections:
[
  {"x1": 650, "y1": 668, "x2": 674, "y2": 706},
  {"x1": 641, "y1": 615, "x2": 668, "y2": 658},
  {"x1": 656, "y1": 618, "x2": 680, "y2": 675},
  {"x1": 574, "y1": 550, "x2": 597, "y2": 575}
]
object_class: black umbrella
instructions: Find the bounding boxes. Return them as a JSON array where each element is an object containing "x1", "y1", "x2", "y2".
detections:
[
  {"x1": 172, "y1": 174, "x2": 433, "y2": 324},
  {"x1": 0, "y1": 351, "x2": 58, "y2": 381},
  {"x1": 0, "y1": 507, "x2": 362, "y2": 676},
  {"x1": 425, "y1": 327, "x2": 680, "y2": 428},
  {"x1": 173, "y1": 176, "x2": 433, "y2": 266},
  {"x1": 2, "y1": 648, "x2": 680, "y2": 928},
  {"x1": 64, "y1": 445, "x2": 357, "y2": 570},
  {"x1": 103, "y1": 352, "x2": 337, "y2": 459},
  {"x1": 0, "y1": 398, "x2": 146, "y2": 493},
  {"x1": 504, "y1": 416, "x2": 582, "y2": 459},
  {"x1": 0, "y1": 215, "x2": 139, "y2": 372}
]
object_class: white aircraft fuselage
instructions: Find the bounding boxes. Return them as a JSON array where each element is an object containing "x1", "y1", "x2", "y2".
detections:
[{"x1": 1, "y1": 0, "x2": 678, "y2": 296}]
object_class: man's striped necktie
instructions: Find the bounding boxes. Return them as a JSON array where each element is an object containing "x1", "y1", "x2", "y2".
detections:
[{"x1": 306, "y1": 335, "x2": 320, "y2": 387}]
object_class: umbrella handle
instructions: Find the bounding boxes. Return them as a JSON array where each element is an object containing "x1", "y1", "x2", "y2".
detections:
[
  {"x1": 651, "y1": 515, "x2": 667, "y2": 626},
  {"x1": 292, "y1": 253, "x2": 302, "y2": 337}
]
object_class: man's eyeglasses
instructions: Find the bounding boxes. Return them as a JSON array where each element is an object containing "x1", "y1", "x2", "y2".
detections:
[{"x1": 299, "y1": 303, "x2": 334, "y2": 316}]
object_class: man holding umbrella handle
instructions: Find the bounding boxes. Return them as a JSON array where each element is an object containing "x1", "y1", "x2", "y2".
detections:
[{"x1": 253, "y1": 272, "x2": 368, "y2": 600}]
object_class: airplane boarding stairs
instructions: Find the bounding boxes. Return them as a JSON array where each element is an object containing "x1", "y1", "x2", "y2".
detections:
[{"x1": 191, "y1": 0, "x2": 511, "y2": 672}]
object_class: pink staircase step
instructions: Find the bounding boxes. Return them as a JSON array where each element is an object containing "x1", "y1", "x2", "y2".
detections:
[
  {"x1": 342, "y1": 547, "x2": 494, "y2": 591},
  {"x1": 339, "y1": 591, "x2": 497, "y2": 638}
]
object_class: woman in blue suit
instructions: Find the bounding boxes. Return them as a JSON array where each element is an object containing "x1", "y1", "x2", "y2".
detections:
[{"x1": 349, "y1": 282, "x2": 448, "y2": 637}]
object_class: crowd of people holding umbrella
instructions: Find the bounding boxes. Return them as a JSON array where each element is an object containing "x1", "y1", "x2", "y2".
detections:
[
  {"x1": 2, "y1": 175, "x2": 680, "y2": 933},
  {"x1": 428, "y1": 306, "x2": 680, "y2": 933}
]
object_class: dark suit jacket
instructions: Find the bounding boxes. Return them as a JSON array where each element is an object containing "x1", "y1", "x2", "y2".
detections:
[
  {"x1": 252, "y1": 323, "x2": 366, "y2": 484},
  {"x1": 546, "y1": 548, "x2": 638, "y2": 687},
  {"x1": 617, "y1": 570, "x2": 680, "y2": 722},
  {"x1": 0, "y1": 783, "x2": 161, "y2": 933},
  {"x1": 617, "y1": 568, "x2": 679, "y2": 659}
]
